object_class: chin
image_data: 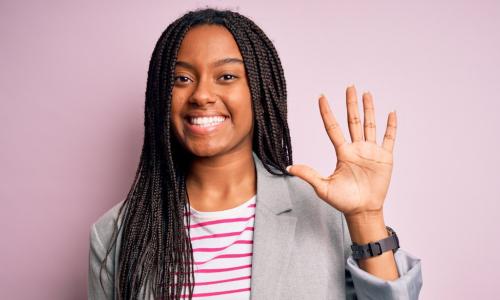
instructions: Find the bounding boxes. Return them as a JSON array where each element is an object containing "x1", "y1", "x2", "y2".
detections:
[{"x1": 185, "y1": 144, "x2": 227, "y2": 158}]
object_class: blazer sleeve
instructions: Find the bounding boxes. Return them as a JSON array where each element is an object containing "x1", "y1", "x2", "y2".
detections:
[
  {"x1": 341, "y1": 215, "x2": 423, "y2": 300},
  {"x1": 88, "y1": 223, "x2": 115, "y2": 300}
]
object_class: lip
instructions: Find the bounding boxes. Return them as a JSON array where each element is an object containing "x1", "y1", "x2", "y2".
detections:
[
  {"x1": 183, "y1": 113, "x2": 229, "y2": 135},
  {"x1": 185, "y1": 111, "x2": 229, "y2": 118}
]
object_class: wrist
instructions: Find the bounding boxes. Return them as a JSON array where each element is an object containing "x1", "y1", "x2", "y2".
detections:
[
  {"x1": 350, "y1": 226, "x2": 400, "y2": 261},
  {"x1": 345, "y1": 210, "x2": 388, "y2": 244},
  {"x1": 345, "y1": 209, "x2": 384, "y2": 224}
]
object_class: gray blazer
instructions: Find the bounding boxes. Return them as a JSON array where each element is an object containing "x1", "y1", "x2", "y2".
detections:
[{"x1": 88, "y1": 153, "x2": 423, "y2": 299}]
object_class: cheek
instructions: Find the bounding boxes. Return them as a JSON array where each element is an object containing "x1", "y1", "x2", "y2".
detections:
[
  {"x1": 170, "y1": 96, "x2": 185, "y2": 137},
  {"x1": 229, "y1": 93, "x2": 253, "y2": 132},
  {"x1": 240, "y1": 88, "x2": 253, "y2": 128},
  {"x1": 234, "y1": 86, "x2": 253, "y2": 130}
]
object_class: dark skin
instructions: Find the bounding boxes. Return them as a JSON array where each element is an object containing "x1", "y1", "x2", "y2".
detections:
[
  {"x1": 171, "y1": 24, "x2": 399, "y2": 280},
  {"x1": 171, "y1": 25, "x2": 256, "y2": 212}
]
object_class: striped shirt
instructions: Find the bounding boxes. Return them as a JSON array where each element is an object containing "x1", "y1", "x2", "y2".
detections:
[{"x1": 183, "y1": 195, "x2": 256, "y2": 299}]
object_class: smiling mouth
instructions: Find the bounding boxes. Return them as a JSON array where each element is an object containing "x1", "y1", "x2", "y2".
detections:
[
  {"x1": 184, "y1": 115, "x2": 228, "y2": 135},
  {"x1": 187, "y1": 116, "x2": 227, "y2": 128}
]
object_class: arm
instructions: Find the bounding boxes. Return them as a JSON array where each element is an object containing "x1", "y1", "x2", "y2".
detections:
[
  {"x1": 342, "y1": 214, "x2": 423, "y2": 300},
  {"x1": 88, "y1": 223, "x2": 114, "y2": 300},
  {"x1": 286, "y1": 85, "x2": 423, "y2": 298},
  {"x1": 346, "y1": 211, "x2": 399, "y2": 280}
]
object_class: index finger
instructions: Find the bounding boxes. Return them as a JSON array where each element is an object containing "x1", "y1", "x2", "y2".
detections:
[{"x1": 319, "y1": 94, "x2": 347, "y2": 151}]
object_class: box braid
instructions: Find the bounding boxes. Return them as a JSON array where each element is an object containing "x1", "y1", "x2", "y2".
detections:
[{"x1": 99, "y1": 8, "x2": 293, "y2": 299}]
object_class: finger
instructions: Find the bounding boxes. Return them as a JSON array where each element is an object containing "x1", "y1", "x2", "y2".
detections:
[
  {"x1": 346, "y1": 85, "x2": 363, "y2": 142},
  {"x1": 319, "y1": 94, "x2": 347, "y2": 151},
  {"x1": 382, "y1": 110, "x2": 397, "y2": 152},
  {"x1": 362, "y1": 91, "x2": 377, "y2": 143},
  {"x1": 286, "y1": 164, "x2": 327, "y2": 197}
]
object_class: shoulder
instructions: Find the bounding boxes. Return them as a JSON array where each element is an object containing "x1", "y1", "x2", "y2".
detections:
[
  {"x1": 285, "y1": 175, "x2": 339, "y2": 214},
  {"x1": 283, "y1": 174, "x2": 316, "y2": 199},
  {"x1": 90, "y1": 200, "x2": 126, "y2": 250},
  {"x1": 88, "y1": 201, "x2": 125, "y2": 296},
  {"x1": 276, "y1": 173, "x2": 349, "y2": 264},
  {"x1": 278, "y1": 174, "x2": 344, "y2": 233}
]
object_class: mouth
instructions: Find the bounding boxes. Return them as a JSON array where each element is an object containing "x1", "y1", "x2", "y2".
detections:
[{"x1": 184, "y1": 114, "x2": 229, "y2": 134}]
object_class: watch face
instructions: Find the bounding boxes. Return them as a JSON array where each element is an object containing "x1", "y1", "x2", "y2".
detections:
[{"x1": 386, "y1": 226, "x2": 396, "y2": 236}]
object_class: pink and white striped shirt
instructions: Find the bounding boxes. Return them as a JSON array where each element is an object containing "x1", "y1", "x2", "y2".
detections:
[{"x1": 183, "y1": 195, "x2": 256, "y2": 299}]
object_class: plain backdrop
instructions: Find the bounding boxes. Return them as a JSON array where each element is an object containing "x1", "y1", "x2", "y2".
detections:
[{"x1": 1, "y1": 0, "x2": 499, "y2": 299}]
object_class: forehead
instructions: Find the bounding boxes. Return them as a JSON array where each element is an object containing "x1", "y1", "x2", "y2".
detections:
[{"x1": 176, "y1": 25, "x2": 243, "y2": 62}]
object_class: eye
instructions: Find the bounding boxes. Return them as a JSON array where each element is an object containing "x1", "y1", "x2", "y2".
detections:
[
  {"x1": 219, "y1": 74, "x2": 238, "y2": 81},
  {"x1": 174, "y1": 75, "x2": 192, "y2": 85}
]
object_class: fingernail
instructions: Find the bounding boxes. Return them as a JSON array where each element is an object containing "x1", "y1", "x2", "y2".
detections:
[
  {"x1": 319, "y1": 93, "x2": 325, "y2": 99},
  {"x1": 286, "y1": 165, "x2": 292, "y2": 172},
  {"x1": 347, "y1": 83, "x2": 355, "y2": 88}
]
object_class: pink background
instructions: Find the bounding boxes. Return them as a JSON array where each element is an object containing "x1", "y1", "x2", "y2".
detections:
[{"x1": 1, "y1": 1, "x2": 499, "y2": 299}]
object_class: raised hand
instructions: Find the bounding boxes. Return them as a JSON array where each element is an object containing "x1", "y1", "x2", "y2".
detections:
[{"x1": 287, "y1": 85, "x2": 397, "y2": 218}]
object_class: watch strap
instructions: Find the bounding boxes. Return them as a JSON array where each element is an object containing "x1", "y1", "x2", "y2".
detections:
[{"x1": 350, "y1": 226, "x2": 400, "y2": 260}]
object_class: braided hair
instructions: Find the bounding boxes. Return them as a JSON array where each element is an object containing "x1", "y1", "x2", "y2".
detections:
[{"x1": 100, "y1": 8, "x2": 293, "y2": 299}]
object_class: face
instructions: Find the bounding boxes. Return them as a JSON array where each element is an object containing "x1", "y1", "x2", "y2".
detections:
[{"x1": 171, "y1": 25, "x2": 253, "y2": 158}]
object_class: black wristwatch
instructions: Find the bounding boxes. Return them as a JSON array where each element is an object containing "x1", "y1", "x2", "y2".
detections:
[{"x1": 350, "y1": 226, "x2": 400, "y2": 260}]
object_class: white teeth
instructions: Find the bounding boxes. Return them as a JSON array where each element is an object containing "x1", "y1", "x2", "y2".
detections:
[{"x1": 189, "y1": 116, "x2": 225, "y2": 127}]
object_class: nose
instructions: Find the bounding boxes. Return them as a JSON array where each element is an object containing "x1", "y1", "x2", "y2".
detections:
[{"x1": 189, "y1": 77, "x2": 217, "y2": 106}]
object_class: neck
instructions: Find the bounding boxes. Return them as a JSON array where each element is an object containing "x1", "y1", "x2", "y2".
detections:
[{"x1": 186, "y1": 147, "x2": 256, "y2": 212}]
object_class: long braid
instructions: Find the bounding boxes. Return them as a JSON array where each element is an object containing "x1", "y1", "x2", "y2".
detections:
[
  {"x1": 230, "y1": 13, "x2": 292, "y2": 171},
  {"x1": 100, "y1": 8, "x2": 293, "y2": 299},
  {"x1": 155, "y1": 21, "x2": 193, "y2": 299}
]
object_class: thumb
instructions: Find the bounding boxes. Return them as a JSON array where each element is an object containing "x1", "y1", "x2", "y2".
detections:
[{"x1": 286, "y1": 164, "x2": 326, "y2": 196}]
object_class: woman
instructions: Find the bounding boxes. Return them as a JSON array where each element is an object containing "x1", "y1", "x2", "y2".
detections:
[{"x1": 88, "y1": 8, "x2": 422, "y2": 300}]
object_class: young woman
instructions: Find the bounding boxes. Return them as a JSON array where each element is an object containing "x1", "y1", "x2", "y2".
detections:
[{"x1": 88, "y1": 8, "x2": 422, "y2": 300}]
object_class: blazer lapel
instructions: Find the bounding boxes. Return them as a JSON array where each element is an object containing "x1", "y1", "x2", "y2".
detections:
[{"x1": 250, "y1": 153, "x2": 297, "y2": 299}]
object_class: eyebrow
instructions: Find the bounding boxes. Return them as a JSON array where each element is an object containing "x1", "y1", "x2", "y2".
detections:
[{"x1": 175, "y1": 57, "x2": 244, "y2": 70}]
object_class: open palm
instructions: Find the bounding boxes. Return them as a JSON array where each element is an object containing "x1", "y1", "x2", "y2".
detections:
[{"x1": 287, "y1": 85, "x2": 397, "y2": 217}]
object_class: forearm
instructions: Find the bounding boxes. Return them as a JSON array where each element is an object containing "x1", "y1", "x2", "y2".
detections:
[{"x1": 345, "y1": 210, "x2": 399, "y2": 281}]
